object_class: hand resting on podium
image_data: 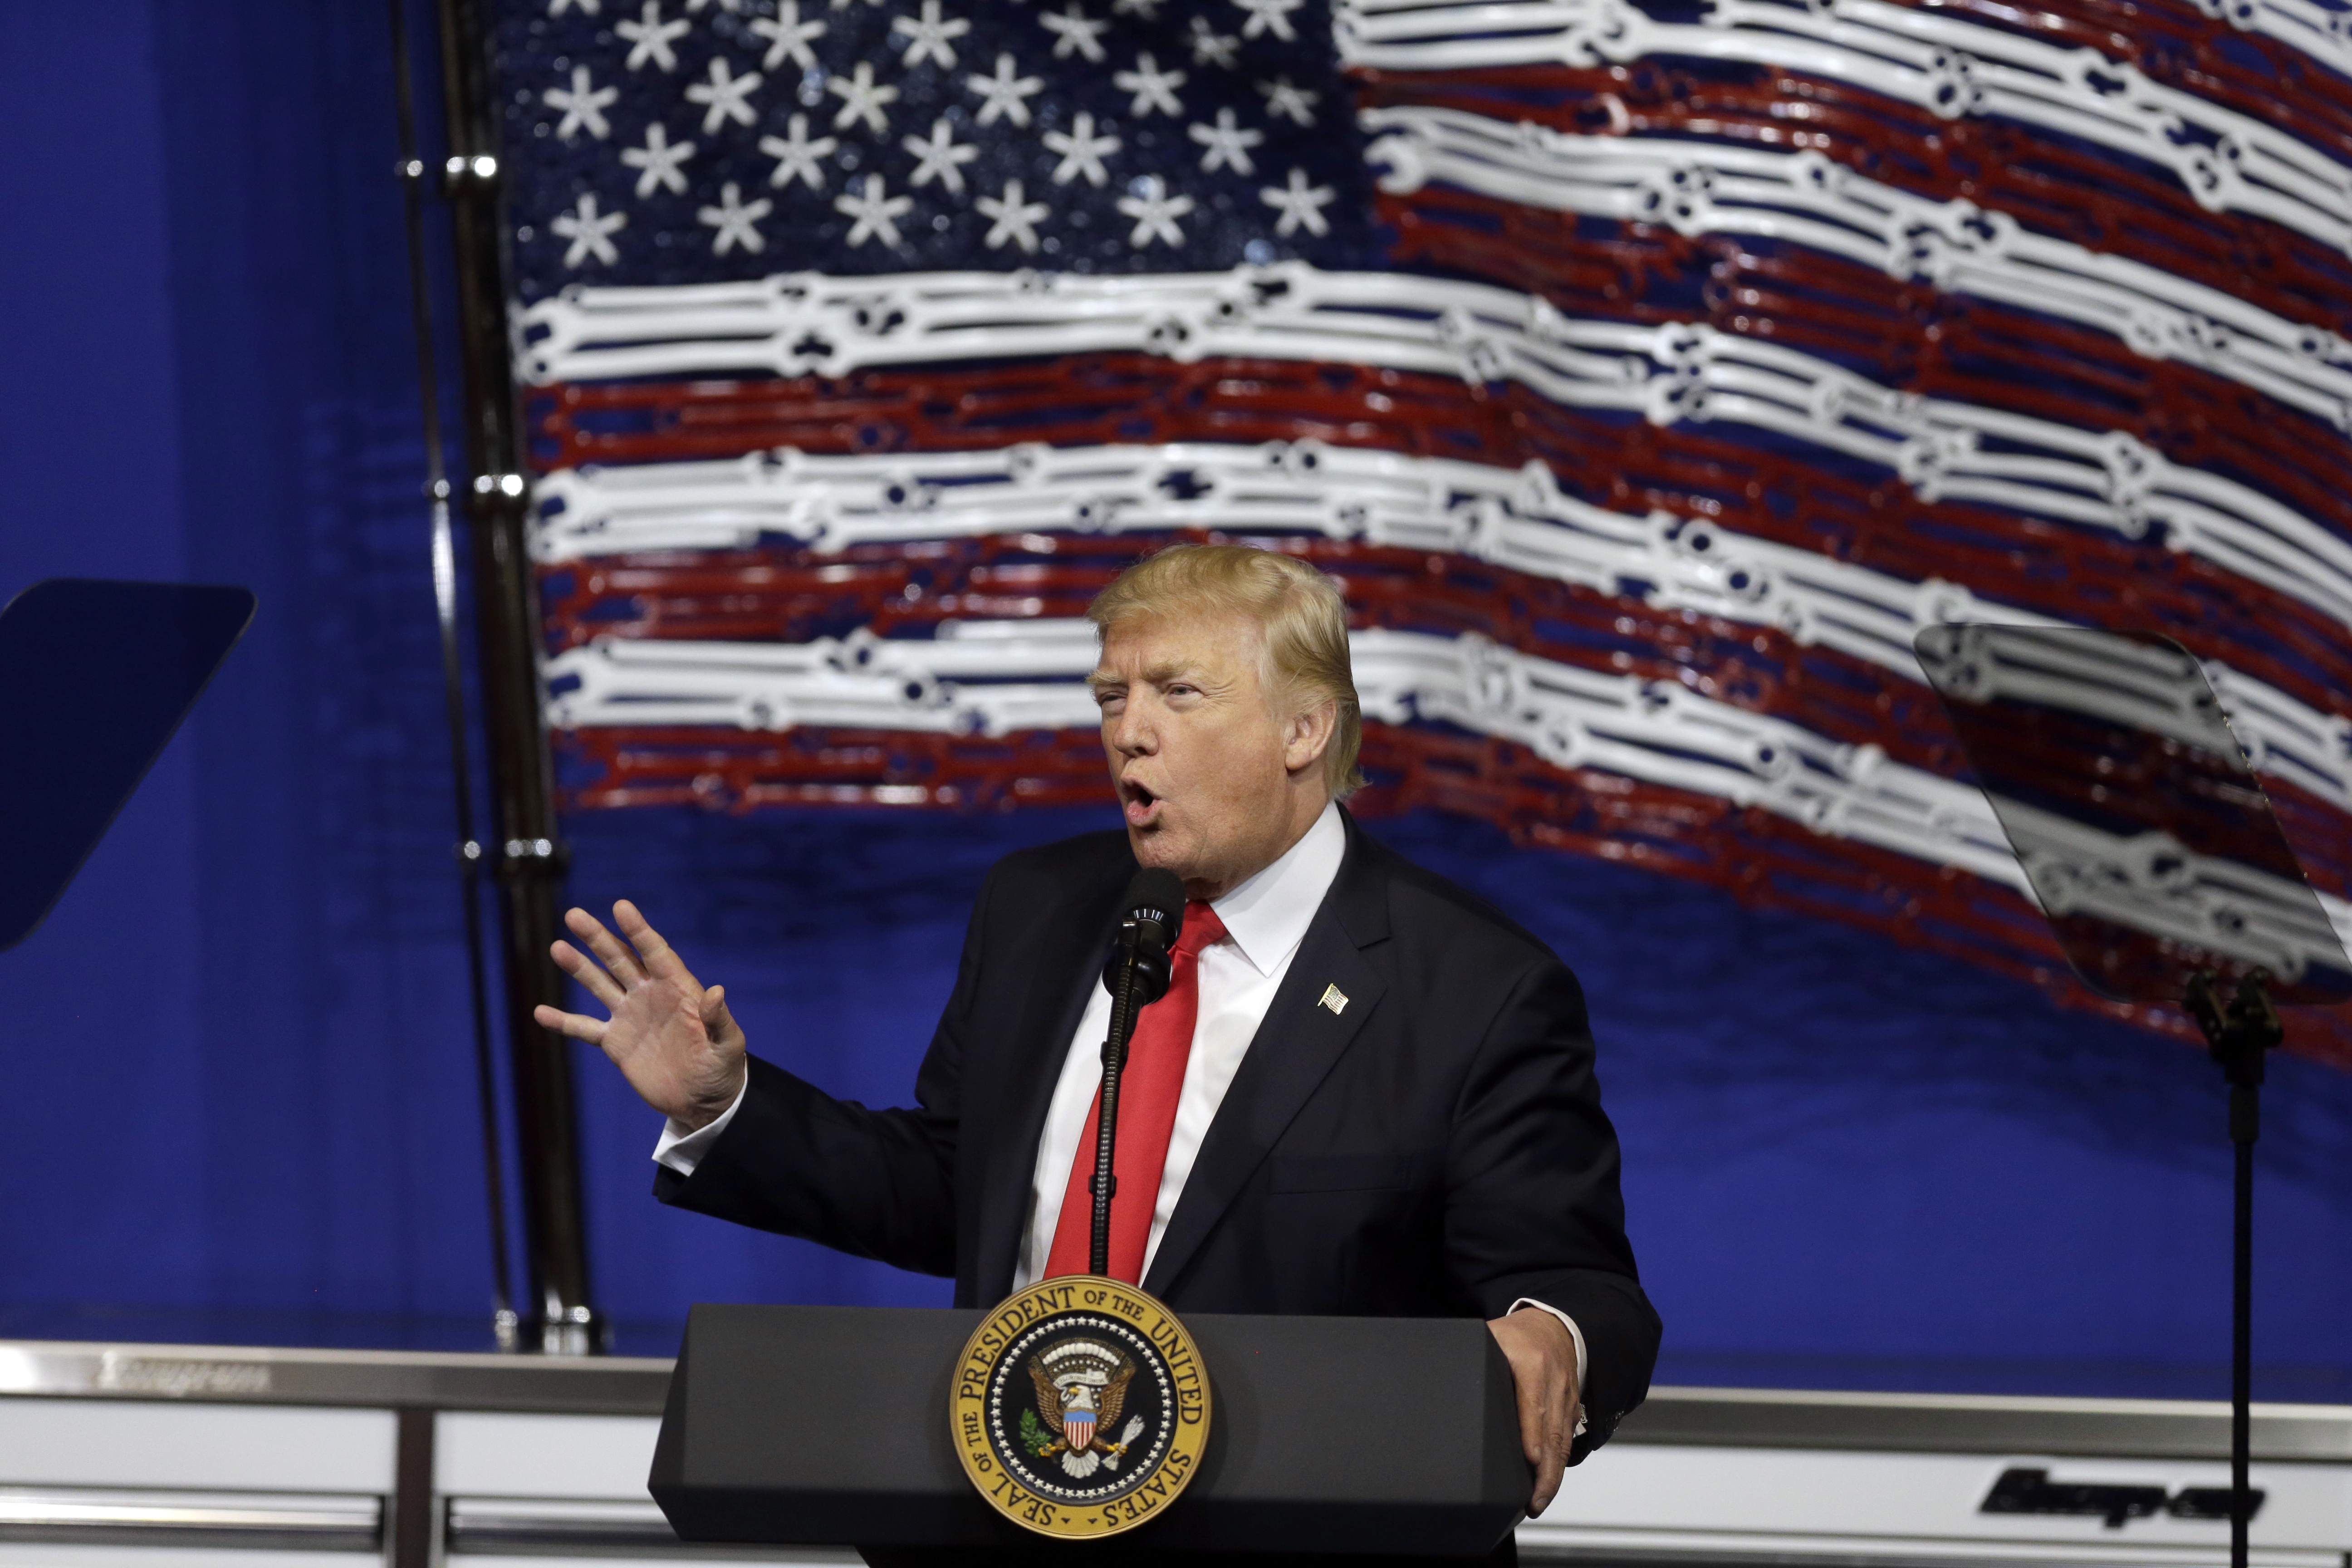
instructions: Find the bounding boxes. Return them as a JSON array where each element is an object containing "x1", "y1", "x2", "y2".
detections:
[
  {"x1": 534, "y1": 899, "x2": 746, "y2": 1134},
  {"x1": 1490, "y1": 1302, "x2": 1582, "y2": 1516}
]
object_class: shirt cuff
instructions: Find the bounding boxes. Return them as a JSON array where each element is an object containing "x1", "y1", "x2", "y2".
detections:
[
  {"x1": 652, "y1": 1075, "x2": 750, "y2": 1177},
  {"x1": 1509, "y1": 1297, "x2": 1590, "y2": 1438}
]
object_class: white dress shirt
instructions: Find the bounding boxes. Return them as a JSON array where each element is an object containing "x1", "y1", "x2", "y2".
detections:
[
  {"x1": 1014, "y1": 800, "x2": 1350, "y2": 1286},
  {"x1": 653, "y1": 801, "x2": 1584, "y2": 1401}
]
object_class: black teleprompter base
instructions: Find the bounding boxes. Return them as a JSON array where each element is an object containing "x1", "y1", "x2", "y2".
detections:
[{"x1": 649, "y1": 1303, "x2": 1529, "y2": 1558}]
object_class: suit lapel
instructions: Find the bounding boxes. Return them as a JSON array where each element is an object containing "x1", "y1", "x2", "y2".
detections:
[
  {"x1": 1141, "y1": 816, "x2": 1391, "y2": 1298},
  {"x1": 971, "y1": 853, "x2": 1132, "y2": 1300}
]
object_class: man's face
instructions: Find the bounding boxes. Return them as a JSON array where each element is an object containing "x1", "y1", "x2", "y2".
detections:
[{"x1": 1091, "y1": 608, "x2": 1327, "y2": 898}]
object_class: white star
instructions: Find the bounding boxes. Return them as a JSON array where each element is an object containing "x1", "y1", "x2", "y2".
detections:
[
  {"x1": 684, "y1": 57, "x2": 763, "y2": 132},
  {"x1": 750, "y1": 1, "x2": 826, "y2": 69},
  {"x1": 829, "y1": 0, "x2": 884, "y2": 8},
  {"x1": 1188, "y1": 108, "x2": 1263, "y2": 174},
  {"x1": 902, "y1": 117, "x2": 980, "y2": 194},
  {"x1": 1114, "y1": 52, "x2": 1186, "y2": 117},
  {"x1": 616, "y1": 0, "x2": 690, "y2": 70},
  {"x1": 1039, "y1": 3, "x2": 1108, "y2": 61},
  {"x1": 697, "y1": 181, "x2": 772, "y2": 254},
  {"x1": 892, "y1": 0, "x2": 970, "y2": 68},
  {"x1": 1044, "y1": 111, "x2": 1121, "y2": 187},
  {"x1": 1259, "y1": 166, "x2": 1334, "y2": 236},
  {"x1": 833, "y1": 173, "x2": 913, "y2": 247},
  {"x1": 1186, "y1": 15, "x2": 1239, "y2": 67},
  {"x1": 1230, "y1": 0, "x2": 1301, "y2": 39},
  {"x1": 551, "y1": 192, "x2": 626, "y2": 265},
  {"x1": 684, "y1": 0, "x2": 740, "y2": 9},
  {"x1": 977, "y1": 178, "x2": 1050, "y2": 253},
  {"x1": 548, "y1": 0, "x2": 598, "y2": 14},
  {"x1": 542, "y1": 66, "x2": 617, "y2": 140},
  {"x1": 825, "y1": 60, "x2": 898, "y2": 132},
  {"x1": 619, "y1": 122, "x2": 697, "y2": 196},
  {"x1": 1116, "y1": 175, "x2": 1193, "y2": 247},
  {"x1": 966, "y1": 53, "x2": 1043, "y2": 127},
  {"x1": 1258, "y1": 75, "x2": 1319, "y2": 125},
  {"x1": 1112, "y1": 0, "x2": 1161, "y2": 14},
  {"x1": 760, "y1": 113, "x2": 837, "y2": 189}
]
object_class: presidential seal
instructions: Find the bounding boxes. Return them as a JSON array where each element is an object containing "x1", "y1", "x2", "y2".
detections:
[{"x1": 951, "y1": 1277, "x2": 1210, "y2": 1539}]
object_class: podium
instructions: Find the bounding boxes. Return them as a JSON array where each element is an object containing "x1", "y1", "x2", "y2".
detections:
[{"x1": 650, "y1": 1304, "x2": 1529, "y2": 1557}]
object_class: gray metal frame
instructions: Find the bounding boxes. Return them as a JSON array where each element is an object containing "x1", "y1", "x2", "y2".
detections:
[{"x1": 5, "y1": 1339, "x2": 2348, "y2": 1463}]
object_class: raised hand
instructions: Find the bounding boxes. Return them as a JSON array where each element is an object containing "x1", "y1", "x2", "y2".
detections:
[{"x1": 534, "y1": 900, "x2": 746, "y2": 1131}]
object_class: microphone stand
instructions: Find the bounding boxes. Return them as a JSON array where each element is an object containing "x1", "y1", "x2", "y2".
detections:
[
  {"x1": 2185, "y1": 971, "x2": 2282, "y2": 1568},
  {"x1": 1089, "y1": 919, "x2": 1148, "y2": 1277}
]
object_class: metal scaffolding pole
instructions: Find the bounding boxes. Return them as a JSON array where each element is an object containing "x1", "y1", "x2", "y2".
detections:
[
  {"x1": 422, "y1": 0, "x2": 602, "y2": 1353},
  {"x1": 385, "y1": 0, "x2": 521, "y2": 1354}
]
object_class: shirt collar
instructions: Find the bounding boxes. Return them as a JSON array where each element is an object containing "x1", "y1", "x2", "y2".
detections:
[{"x1": 1206, "y1": 801, "x2": 1347, "y2": 978}]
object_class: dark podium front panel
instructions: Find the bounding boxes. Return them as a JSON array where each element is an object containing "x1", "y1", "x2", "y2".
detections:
[{"x1": 650, "y1": 1304, "x2": 1528, "y2": 1557}]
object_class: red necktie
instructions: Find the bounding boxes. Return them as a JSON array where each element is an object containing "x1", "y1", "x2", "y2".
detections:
[{"x1": 1043, "y1": 901, "x2": 1228, "y2": 1283}]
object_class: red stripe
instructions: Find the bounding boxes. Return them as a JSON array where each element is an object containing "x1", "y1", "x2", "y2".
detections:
[
  {"x1": 539, "y1": 535, "x2": 2352, "y2": 906},
  {"x1": 1379, "y1": 187, "x2": 2352, "y2": 551},
  {"x1": 532, "y1": 382, "x2": 2352, "y2": 725},
  {"x1": 550, "y1": 720, "x2": 2352, "y2": 1071},
  {"x1": 1875, "y1": 0, "x2": 2352, "y2": 152},
  {"x1": 1352, "y1": 64, "x2": 2352, "y2": 340}
]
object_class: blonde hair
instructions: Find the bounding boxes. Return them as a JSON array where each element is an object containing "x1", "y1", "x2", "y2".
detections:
[{"x1": 1087, "y1": 544, "x2": 1364, "y2": 798}]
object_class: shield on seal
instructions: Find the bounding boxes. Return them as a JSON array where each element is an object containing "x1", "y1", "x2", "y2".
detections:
[{"x1": 1062, "y1": 1407, "x2": 1095, "y2": 1450}]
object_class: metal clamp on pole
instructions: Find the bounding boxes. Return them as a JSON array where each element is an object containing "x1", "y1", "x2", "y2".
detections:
[{"x1": 441, "y1": 152, "x2": 500, "y2": 190}]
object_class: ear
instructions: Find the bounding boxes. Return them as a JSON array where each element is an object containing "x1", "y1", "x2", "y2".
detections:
[{"x1": 1282, "y1": 697, "x2": 1337, "y2": 777}]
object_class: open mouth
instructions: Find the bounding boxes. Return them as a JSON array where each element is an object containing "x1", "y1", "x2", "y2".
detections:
[{"x1": 1121, "y1": 779, "x2": 1162, "y2": 828}]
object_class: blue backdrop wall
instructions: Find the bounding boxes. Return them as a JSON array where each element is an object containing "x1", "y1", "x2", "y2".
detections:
[{"x1": 2, "y1": 0, "x2": 2348, "y2": 1398}]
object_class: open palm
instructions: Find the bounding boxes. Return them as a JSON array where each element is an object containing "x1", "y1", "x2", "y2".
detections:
[{"x1": 534, "y1": 900, "x2": 746, "y2": 1130}]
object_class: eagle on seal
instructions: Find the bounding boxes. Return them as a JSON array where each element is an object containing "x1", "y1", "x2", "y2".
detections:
[{"x1": 1027, "y1": 1349, "x2": 1141, "y2": 1479}]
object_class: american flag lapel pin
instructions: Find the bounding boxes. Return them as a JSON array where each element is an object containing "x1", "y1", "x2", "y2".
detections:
[{"x1": 1318, "y1": 983, "x2": 1348, "y2": 1015}]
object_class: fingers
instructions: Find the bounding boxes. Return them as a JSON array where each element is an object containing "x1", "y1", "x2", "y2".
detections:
[
  {"x1": 1490, "y1": 1310, "x2": 1575, "y2": 1518},
  {"x1": 532, "y1": 1003, "x2": 608, "y2": 1048},
  {"x1": 701, "y1": 984, "x2": 745, "y2": 1051},
  {"x1": 1513, "y1": 1347, "x2": 1548, "y2": 1466},
  {"x1": 549, "y1": 939, "x2": 627, "y2": 1010},
  {"x1": 565, "y1": 906, "x2": 649, "y2": 988},
  {"x1": 613, "y1": 899, "x2": 702, "y2": 991},
  {"x1": 1529, "y1": 1399, "x2": 1570, "y2": 1514},
  {"x1": 1516, "y1": 1354, "x2": 1569, "y2": 1514}
]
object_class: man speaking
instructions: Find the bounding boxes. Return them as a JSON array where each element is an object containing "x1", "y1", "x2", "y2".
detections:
[{"x1": 537, "y1": 544, "x2": 1660, "y2": 1554}]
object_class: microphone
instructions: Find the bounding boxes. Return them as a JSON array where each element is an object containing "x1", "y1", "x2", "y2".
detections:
[
  {"x1": 1087, "y1": 866, "x2": 1186, "y2": 1276},
  {"x1": 1101, "y1": 867, "x2": 1185, "y2": 1005}
]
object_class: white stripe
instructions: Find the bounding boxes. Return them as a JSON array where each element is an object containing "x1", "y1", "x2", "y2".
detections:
[
  {"x1": 517, "y1": 267, "x2": 2352, "y2": 634},
  {"x1": 1915, "y1": 623, "x2": 2245, "y2": 754},
  {"x1": 1333, "y1": 0, "x2": 2352, "y2": 252},
  {"x1": 1361, "y1": 105, "x2": 2352, "y2": 434},
  {"x1": 1337, "y1": 0, "x2": 2352, "y2": 86},
  {"x1": 543, "y1": 622, "x2": 2352, "y2": 976},
  {"x1": 528, "y1": 441, "x2": 2352, "y2": 814}
]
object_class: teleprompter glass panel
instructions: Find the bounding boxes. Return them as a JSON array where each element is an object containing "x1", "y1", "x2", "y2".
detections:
[
  {"x1": 1914, "y1": 624, "x2": 2352, "y2": 1006},
  {"x1": 0, "y1": 578, "x2": 255, "y2": 952}
]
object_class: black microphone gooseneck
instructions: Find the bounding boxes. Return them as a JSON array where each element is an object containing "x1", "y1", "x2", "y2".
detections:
[{"x1": 1089, "y1": 869, "x2": 1186, "y2": 1277}]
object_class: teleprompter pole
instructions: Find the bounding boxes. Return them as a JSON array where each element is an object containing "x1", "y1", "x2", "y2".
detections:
[
  {"x1": 425, "y1": 0, "x2": 603, "y2": 1353},
  {"x1": 386, "y1": 0, "x2": 519, "y2": 1352},
  {"x1": 2185, "y1": 971, "x2": 2281, "y2": 1568}
]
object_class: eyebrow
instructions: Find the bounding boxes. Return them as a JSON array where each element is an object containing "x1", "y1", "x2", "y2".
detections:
[{"x1": 1087, "y1": 657, "x2": 1207, "y2": 692}]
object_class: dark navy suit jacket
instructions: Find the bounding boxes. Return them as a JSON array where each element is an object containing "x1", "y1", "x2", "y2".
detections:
[{"x1": 656, "y1": 809, "x2": 1660, "y2": 1460}]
